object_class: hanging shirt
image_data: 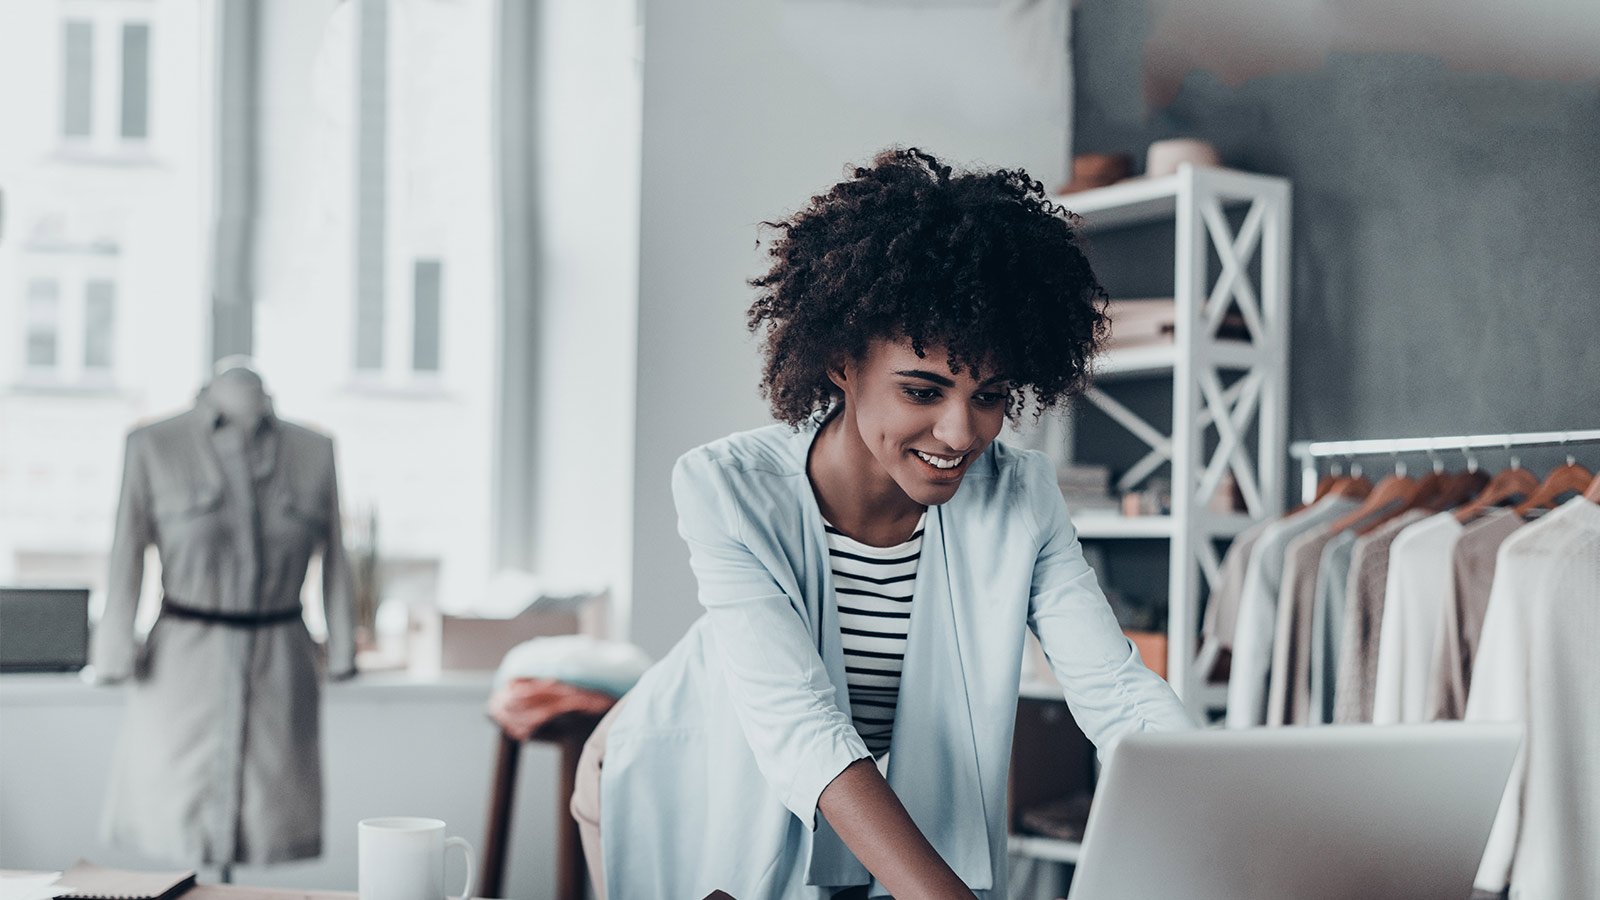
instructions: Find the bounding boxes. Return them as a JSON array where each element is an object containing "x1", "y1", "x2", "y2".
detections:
[
  {"x1": 1199, "y1": 516, "x2": 1273, "y2": 667},
  {"x1": 1371, "y1": 512, "x2": 1464, "y2": 724},
  {"x1": 1308, "y1": 529, "x2": 1358, "y2": 723},
  {"x1": 1332, "y1": 508, "x2": 1428, "y2": 723},
  {"x1": 824, "y1": 511, "x2": 925, "y2": 759},
  {"x1": 1425, "y1": 508, "x2": 1523, "y2": 721},
  {"x1": 1267, "y1": 524, "x2": 1346, "y2": 725},
  {"x1": 1466, "y1": 497, "x2": 1600, "y2": 898},
  {"x1": 1227, "y1": 495, "x2": 1359, "y2": 728}
]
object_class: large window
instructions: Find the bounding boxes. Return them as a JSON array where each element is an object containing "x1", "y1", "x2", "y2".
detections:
[
  {"x1": 253, "y1": 0, "x2": 497, "y2": 619},
  {"x1": 1, "y1": 0, "x2": 210, "y2": 605},
  {"x1": 57, "y1": 8, "x2": 153, "y2": 153},
  {"x1": 2, "y1": 0, "x2": 499, "y2": 635}
]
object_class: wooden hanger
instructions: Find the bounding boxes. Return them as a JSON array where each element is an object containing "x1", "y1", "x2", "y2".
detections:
[
  {"x1": 1585, "y1": 469, "x2": 1600, "y2": 503},
  {"x1": 1326, "y1": 461, "x2": 1419, "y2": 535},
  {"x1": 1406, "y1": 460, "x2": 1454, "y2": 513},
  {"x1": 1441, "y1": 468, "x2": 1491, "y2": 510},
  {"x1": 1312, "y1": 468, "x2": 1343, "y2": 502},
  {"x1": 1454, "y1": 459, "x2": 1540, "y2": 524},
  {"x1": 1515, "y1": 457, "x2": 1595, "y2": 515},
  {"x1": 1288, "y1": 464, "x2": 1369, "y2": 516}
]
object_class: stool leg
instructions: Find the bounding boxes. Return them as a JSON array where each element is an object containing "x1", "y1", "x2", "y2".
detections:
[
  {"x1": 556, "y1": 734, "x2": 586, "y2": 900},
  {"x1": 482, "y1": 731, "x2": 521, "y2": 898}
]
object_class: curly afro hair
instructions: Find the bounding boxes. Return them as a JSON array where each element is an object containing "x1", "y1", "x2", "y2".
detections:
[{"x1": 746, "y1": 146, "x2": 1110, "y2": 429}]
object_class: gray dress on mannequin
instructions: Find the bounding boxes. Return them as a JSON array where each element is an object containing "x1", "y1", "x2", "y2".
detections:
[{"x1": 92, "y1": 380, "x2": 356, "y2": 866}]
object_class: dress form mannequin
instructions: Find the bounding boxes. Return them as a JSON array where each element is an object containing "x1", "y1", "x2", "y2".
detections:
[
  {"x1": 201, "y1": 358, "x2": 271, "y2": 885},
  {"x1": 96, "y1": 354, "x2": 357, "y2": 874},
  {"x1": 208, "y1": 357, "x2": 271, "y2": 432}
]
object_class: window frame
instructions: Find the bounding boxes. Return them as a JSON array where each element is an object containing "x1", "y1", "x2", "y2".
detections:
[
  {"x1": 55, "y1": 3, "x2": 155, "y2": 159},
  {"x1": 15, "y1": 253, "x2": 121, "y2": 389}
]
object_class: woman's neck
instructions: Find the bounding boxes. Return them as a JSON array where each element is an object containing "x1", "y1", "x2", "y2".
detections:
[{"x1": 807, "y1": 405, "x2": 926, "y2": 547}]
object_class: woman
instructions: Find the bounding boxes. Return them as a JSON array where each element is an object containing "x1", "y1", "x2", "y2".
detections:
[{"x1": 570, "y1": 147, "x2": 1194, "y2": 899}]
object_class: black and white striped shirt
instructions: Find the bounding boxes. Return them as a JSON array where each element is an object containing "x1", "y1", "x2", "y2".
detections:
[{"x1": 825, "y1": 510, "x2": 925, "y2": 758}]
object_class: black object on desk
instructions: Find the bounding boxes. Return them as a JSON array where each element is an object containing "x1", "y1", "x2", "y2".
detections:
[{"x1": 0, "y1": 586, "x2": 90, "y2": 672}]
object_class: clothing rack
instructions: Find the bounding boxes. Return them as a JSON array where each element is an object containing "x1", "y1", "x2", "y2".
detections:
[{"x1": 1289, "y1": 428, "x2": 1600, "y2": 504}]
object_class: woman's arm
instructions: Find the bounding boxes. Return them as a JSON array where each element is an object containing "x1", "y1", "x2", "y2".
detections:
[
  {"x1": 817, "y1": 759, "x2": 978, "y2": 899},
  {"x1": 1021, "y1": 450, "x2": 1195, "y2": 750}
]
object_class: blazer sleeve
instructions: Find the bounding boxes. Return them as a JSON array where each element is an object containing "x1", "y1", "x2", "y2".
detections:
[
  {"x1": 671, "y1": 447, "x2": 871, "y2": 829},
  {"x1": 92, "y1": 430, "x2": 153, "y2": 683},
  {"x1": 319, "y1": 439, "x2": 358, "y2": 679},
  {"x1": 1020, "y1": 450, "x2": 1195, "y2": 755}
]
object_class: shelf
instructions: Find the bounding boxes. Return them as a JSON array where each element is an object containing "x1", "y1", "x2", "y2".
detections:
[
  {"x1": 1049, "y1": 164, "x2": 1286, "y2": 233},
  {"x1": 1008, "y1": 834, "x2": 1082, "y2": 864},
  {"x1": 1070, "y1": 512, "x2": 1256, "y2": 540},
  {"x1": 1051, "y1": 173, "x2": 1183, "y2": 231},
  {"x1": 1093, "y1": 339, "x2": 1262, "y2": 382}
]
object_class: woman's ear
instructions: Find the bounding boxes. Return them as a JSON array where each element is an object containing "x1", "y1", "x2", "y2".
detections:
[{"x1": 824, "y1": 357, "x2": 850, "y2": 394}]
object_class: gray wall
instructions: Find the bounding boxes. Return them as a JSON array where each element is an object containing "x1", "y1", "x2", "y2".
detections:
[
  {"x1": 1073, "y1": 0, "x2": 1600, "y2": 456},
  {"x1": 628, "y1": 0, "x2": 1073, "y2": 658}
]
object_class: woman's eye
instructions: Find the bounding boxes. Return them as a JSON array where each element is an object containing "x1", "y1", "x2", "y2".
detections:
[
  {"x1": 902, "y1": 387, "x2": 939, "y2": 402},
  {"x1": 975, "y1": 393, "x2": 1007, "y2": 407}
]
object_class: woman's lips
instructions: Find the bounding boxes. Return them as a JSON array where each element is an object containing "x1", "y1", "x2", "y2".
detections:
[{"x1": 910, "y1": 449, "x2": 970, "y2": 481}]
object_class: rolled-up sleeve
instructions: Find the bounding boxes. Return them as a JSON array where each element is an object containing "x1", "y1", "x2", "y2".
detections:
[
  {"x1": 671, "y1": 449, "x2": 870, "y2": 828},
  {"x1": 93, "y1": 431, "x2": 153, "y2": 683},
  {"x1": 1020, "y1": 450, "x2": 1195, "y2": 754}
]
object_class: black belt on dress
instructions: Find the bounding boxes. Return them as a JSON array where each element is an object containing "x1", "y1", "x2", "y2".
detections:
[{"x1": 160, "y1": 597, "x2": 303, "y2": 627}]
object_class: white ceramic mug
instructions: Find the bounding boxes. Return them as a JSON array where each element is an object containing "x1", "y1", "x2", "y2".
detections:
[{"x1": 358, "y1": 816, "x2": 476, "y2": 900}]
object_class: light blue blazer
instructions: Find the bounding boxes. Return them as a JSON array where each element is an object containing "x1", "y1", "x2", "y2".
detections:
[{"x1": 600, "y1": 415, "x2": 1194, "y2": 898}]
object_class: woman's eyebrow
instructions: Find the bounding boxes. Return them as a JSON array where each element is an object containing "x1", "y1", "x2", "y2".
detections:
[{"x1": 893, "y1": 369, "x2": 1011, "y2": 387}]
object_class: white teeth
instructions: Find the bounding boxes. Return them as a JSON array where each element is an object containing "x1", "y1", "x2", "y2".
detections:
[{"x1": 915, "y1": 450, "x2": 964, "y2": 469}]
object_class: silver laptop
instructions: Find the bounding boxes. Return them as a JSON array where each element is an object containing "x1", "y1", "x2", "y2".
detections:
[{"x1": 1066, "y1": 723, "x2": 1521, "y2": 900}]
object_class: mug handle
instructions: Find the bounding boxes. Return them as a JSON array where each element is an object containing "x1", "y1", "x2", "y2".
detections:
[{"x1": 446, "y1": 835, "x2": 477, "y2": 900}]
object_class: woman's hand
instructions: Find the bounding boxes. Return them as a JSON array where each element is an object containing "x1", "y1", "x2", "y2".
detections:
[{"x1": 816, "y1": 758, "x2": 979, "y2": 899}]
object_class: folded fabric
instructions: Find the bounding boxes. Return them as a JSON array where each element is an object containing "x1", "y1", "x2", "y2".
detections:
[
  {"x1": 491, "y1": 634, "x2": 652, "y2": 698},
  {"x1": 488, "y1": 678, "x2": 619, "y2": 741}
]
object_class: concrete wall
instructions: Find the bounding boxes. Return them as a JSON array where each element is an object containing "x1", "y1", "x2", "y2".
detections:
[
  {"x1": 627, "y1": 0, "x2": 1074, "y2": 658},
  {"x1": 1072, "y1": 0, "x2": 1600, "y2": 457}
]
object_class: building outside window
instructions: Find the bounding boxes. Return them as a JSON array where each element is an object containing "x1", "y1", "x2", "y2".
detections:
[
  {"x1": 18, "y1": 258, "x2": 119, "y2": 385},
  {"x1": 0, "y1": 0, "x2": 210, "y2": 606},
  {"x1": 57, "y1": 5, "x2": 153, "y2": 155}
]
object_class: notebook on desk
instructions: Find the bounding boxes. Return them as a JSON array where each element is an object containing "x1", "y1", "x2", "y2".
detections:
[{"x1": 56, "y1": 860, "x2": 196, "y2": 900}]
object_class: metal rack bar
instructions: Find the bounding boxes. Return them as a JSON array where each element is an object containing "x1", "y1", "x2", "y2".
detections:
[
  {"x1": 1290, "y1": 428, "x2": 1600, "y2": 504},
  {"x1": 1290, "y1": 428, "x2": 1600, "y2": 460}
]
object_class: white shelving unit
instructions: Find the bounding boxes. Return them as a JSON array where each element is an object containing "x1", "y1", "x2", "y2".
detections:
[
  {"x1": 1009, "y1": 164, "x2": 1292, "y2": 869},
  {"x1": 1061, "y1": 162, "x2": 1292, "y2": 714}
]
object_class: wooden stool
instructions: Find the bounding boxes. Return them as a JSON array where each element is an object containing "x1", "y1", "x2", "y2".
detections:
[{"x1": 480, "y1": 709, "x2": 609, "y2": 900}]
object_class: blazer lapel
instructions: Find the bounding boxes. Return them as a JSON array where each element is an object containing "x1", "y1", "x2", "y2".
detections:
[
  {"x1": 794, "y1": 417, "x2": 873, "y2": 887},
  {"x1": 884, "y1": 503, "x2": 993, "y2": 890},
  {"x1": 788, "y1": 412, "x2": 992, "y2": 891}
]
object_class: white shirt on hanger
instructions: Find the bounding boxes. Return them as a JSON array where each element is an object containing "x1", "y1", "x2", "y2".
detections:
[
  {"x1": 1466, "y1": 497, "x2": 1600, "y2": 898},
  {"x1": 1372, "y1": 511, "x2": 1464, "y2": 724}
]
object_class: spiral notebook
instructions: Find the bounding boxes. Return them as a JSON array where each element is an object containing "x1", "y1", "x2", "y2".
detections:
[{"x1": 55, "y1": 860, "x2": 196, "y2": 900}]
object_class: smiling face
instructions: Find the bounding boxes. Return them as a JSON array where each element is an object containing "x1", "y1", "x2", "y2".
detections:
[{"x1": 828, "y1": 336, "x2": 1012, "y2": 508}]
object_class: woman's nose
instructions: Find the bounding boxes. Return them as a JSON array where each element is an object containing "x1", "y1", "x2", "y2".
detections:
[{"x1": 932, "y1": 401, "x2": 976, "y2": 453}]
